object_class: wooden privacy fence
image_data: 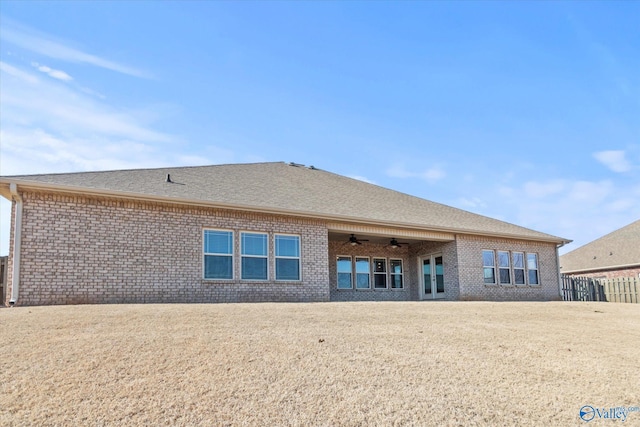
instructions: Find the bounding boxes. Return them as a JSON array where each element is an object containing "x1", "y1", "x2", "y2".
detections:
[{"x1": 561, "y1": 275, "x2": 639, "y2": 303}]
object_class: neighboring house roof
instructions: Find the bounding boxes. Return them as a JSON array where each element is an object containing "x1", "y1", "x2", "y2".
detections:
[
  {"x1": 0, "y1": 162, "x2": 568, "y2": 243},
  {"x1": 560, "y1": 220, "x2": 640, "y2": 274}
]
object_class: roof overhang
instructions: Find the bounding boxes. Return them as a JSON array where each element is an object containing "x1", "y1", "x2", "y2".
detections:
[{"x1": 0, "y1": 178, "x2": 571, "y2": 245}]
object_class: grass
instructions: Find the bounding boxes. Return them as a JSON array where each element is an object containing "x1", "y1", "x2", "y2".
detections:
[{"x1": 1, "y1": 301, "x2": 639, "y2": 426}]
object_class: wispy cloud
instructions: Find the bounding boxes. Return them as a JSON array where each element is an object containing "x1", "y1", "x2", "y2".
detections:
[
  {"x1": 0, "y1": 60, "x2": 38, "y2": 83},
  {"x1": 522, "y1": 180, "x2": 565, "y2": 199},
  {"x1": 593, "y1": 150, "x2": 631, "y2": 173},
  {"x1": 386, "y1": 163, "x2": 446, "y2": 184},
  {"x1": 457, "y1": 197, "x2": 487, "y2": 209},
  {"x1": 1, "y1": 19, "x2": 150, "y2": 78},
  {"x1": 468, "y1": 173, "x2": 638, "y2": 254},
  {"x1": 31, "y1": 62, "x2": 73, "y2": 81},
  {"x1": 2, "y1": 64, "x2": 171, "y2": 143}
]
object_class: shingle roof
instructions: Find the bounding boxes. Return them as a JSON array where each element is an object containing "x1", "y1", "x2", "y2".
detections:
[
  {"x1": 560, "y1": 220, "x2": 640, "y2": 273},
  {"x1": 0, "y1": 162, "x2": 568, "y2": 243}
]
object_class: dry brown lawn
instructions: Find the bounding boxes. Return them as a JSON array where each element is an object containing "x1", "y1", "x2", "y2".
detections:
[{"x1": 1, "y1": 301, "x2": 639, "y2": 426}]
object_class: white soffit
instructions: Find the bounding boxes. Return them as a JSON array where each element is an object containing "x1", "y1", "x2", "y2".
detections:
[{"x1": 327, "y1": 222, "x2": 455, "y2": 241}]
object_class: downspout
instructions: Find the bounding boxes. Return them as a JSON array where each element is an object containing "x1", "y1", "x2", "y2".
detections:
[
  {"x1": 9, "y1": 183, "x2": 23, "y2": 305},
  {"x1": 556, "y1": 243, "x2": 565, "y2": 300}
]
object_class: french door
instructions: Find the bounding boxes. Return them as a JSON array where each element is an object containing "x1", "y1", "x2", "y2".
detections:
[{"x1": 421, "y1": 254, "x2": 445, "y2": 299}]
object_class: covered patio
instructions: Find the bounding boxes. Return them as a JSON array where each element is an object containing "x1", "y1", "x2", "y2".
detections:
[{"x1": 327, "y1": 225, "x2": 458, "y2": 301}]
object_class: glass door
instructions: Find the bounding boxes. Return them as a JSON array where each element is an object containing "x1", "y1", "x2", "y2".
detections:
[{"x1": 422, "y1": 254, "x2": 445, "y2": 299}]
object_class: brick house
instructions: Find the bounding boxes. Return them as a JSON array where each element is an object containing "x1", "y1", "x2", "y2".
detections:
[
  {"x1": 560, "y1": 219, "x2": 640, "y2": 280},
  {"x1": 1, "y1": 162, "x2": 570, "y2": 306}
]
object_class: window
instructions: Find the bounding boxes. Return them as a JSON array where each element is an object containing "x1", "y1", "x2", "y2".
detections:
[
  {"x1": 390, "y1": 259, "x2": 403, "y2": 289},
  {"x1": 275, "y1": 235, "x2": 300, "y2": 281},
  {"x1": 498, "y1": 251, "x2": 511, "y2": 284},
  {"x1": 527, "y1": 253, "x2": 539, "y2": 285},
  {"x1": 241, "y1": 232, "x2": 268, "y2": 280},
  {"x1": 482, "y1": 250, "x2": 496, "y2": 284},
  {"x1": 355, "y1": 257, "x2": 370, "y2": 289},
  {"x1": 204, "y1": 230, "x2": 233, "y2": 279},
  {"x1": 337, "y1": 256, "x2": 352, "y2": 289},
  {"x1": 373, "y1": 258, "x2": 387, "y2": 289},
  {"x1": 513, "y1": 252, "x2": 525, "y2": 285}
]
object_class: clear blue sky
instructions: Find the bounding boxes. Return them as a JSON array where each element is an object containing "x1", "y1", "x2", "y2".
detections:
[{"x1": 1, "y1": 1, "x2": 638, "y2": 255}]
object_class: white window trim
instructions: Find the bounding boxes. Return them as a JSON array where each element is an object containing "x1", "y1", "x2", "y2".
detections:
[
  {"x1": 497, "y1": 250, "x2": 512, "y2": 286},
  {"x1": 373, "y1": 258, "x2": 388, "y2": 290},
  {"x1": 512, "y1": 251, "x2": 526, "y2": 286},
  {"x1": 274, "y1": 233, "x2": 302, "y2": 282},
  {"x1": 390, "y1": 258, "x2": 404, "y2": 290},
  {"x1": 527, "y1": 253, "x2": 540, "y2": 286},
  {"x1": 240, "y1": 231, "x2": 269, "y2": 281},
  {"x1": 482, "y1": 249, "x2": 497, "y2": 285},
  {"x1": 355, "y1": 256, "x2": 371, "y2": 290},
  {"x1": 336, "y1": 255, "x2": 353, "y2": 289},
  {"x1": 203, "y1": 228, "x2": 234, "y2": 281},
  {"x1": 483, "y1": 250, "x2": 542, "y2": 288}
]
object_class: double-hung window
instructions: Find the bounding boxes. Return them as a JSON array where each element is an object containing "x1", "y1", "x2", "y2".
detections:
[
  {"x1": 373, "y1": 258, "x2": 387, "y2": 289},
  {"x1": 275, "y1": 234, "x2": 300, "y2": 281},
  {"x1": 390, "y1": 259, "x2": 403, "y2": 289},
  {"x1": 355, "y1": 257, "x2": 370, "y2": 289},
  {"x1": 241, "y1": 232, "x2": 268, "y2": 280},
  {"x1": 483, "y1": 250, "x2": 540, "y2": 286},
  {"x1": 204, "y1": 230, "x2": 233, "y2": 279},
  {"x1": 513, "y1": 252, "x2": 525, "y2": 285},
  {"x1": 337, "y1": 256, "x2": 352, "y2": 289},
  {"x1": 498, "y1": 251, "x2": 511, "y2": 284},
  {"x1": 527, "y1": 253, "x2": 539, "y2": 285},
  {"x1": 482, "y1": 250, "x2": 496, "y2": 284}
]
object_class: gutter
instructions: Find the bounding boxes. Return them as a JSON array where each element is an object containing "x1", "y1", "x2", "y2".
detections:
[
  {"x1": 556, "y1": 243, "x2": 567, "y2": 299},
  {"x1": 9, "y1": 183, "x2": 23, "y2": 305}
]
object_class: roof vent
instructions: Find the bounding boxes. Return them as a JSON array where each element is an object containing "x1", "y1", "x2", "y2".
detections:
[
  {"x1": 308, "y1": 165, "x2": 317, "y2": 170},
  {"x1": 166, "y1": 174, "x2": 173, "y2": 183},
  {"x1": 289, "y1": 162, "x2": 305, "y2": 167}
]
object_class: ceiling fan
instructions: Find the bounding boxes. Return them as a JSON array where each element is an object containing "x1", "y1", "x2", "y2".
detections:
[
  {"x1": 389, "y1": 238, "x2": 410, "y2": 248},
  {"x1": 347, "y1": 234, "x2": 369, "y2": 246}
]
